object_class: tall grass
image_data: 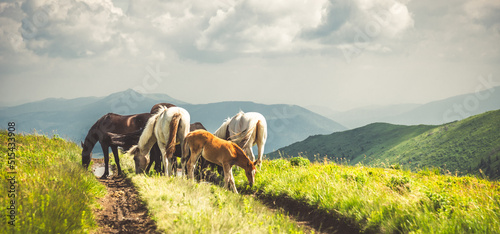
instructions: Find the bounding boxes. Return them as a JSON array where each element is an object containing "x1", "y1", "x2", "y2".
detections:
[
  {"x1": 235, "y1": 158, "x2": 500, "y2": 233},
  {"x1": 0, "y1": 131, "x2": 106, "y2": 233},
  {"x1": 117, "y1": 154, "x2": 308, "y2": 233}
]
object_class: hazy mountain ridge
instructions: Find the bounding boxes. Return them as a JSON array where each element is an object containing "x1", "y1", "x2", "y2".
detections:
[
  {"x1": 269, "y1": 109, "x2": 500, "y2": 179},
  {"x1": 0, "y1": 89, "x2": 346, "y2": 154},
  {"x1": 309, "y1": 86, "x2": 500, "y2": 129}
]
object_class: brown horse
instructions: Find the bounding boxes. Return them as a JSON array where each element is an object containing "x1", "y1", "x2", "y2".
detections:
[
  {"x1": 81, "y1": 112, "x2": 151, "y2": 178},
  {"x1": 182, "y1": 130, "x2": 256, "y2": 193},
  {"x1": 82, "y1": 103, "x2": 175, "y2": 178}
]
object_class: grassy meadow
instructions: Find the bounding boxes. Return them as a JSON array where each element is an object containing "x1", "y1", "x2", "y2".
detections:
[
  {"x1": 3, "y1": 130, "x2": 499, "y2": 233},
  {"x1": 118, "y1": 154, "x2": 308, "y2": 233},
  {"x1": 234, "y1": 159, "x2": 500, "y2": 233},
  {"x1": 0, "y1": 131, "x2": 106, "y2": 233}
]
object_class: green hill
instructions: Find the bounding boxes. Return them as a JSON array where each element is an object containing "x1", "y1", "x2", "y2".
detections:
[
  {"x1": 268, "y1": 109, "x2": 500, "y2": 179},
  {"x1": 0, "y1": 131, "x2": 105, "y2": 233}
]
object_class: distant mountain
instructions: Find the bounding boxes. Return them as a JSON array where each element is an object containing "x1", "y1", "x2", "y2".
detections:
[
  {"x1": 0, "y1": 89, "x2": 346, "y2": 155},
  {"x1": 307, "y1": 104, "x2": 421, "y2": 129},
  {"x1": 268, "y1": 109, "x2": 500, "y2": 179},
  {"x1": 308, "y1": 86, "x2": 500, "y2": 129}
]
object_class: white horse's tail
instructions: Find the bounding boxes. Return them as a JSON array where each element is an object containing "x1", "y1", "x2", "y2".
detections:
[
  {"x1": 228, "y1": 118, "x2": 259, "y2": 149},
  {"x1": 165, "y1": 112, "x2": 181, "y2": 158}
]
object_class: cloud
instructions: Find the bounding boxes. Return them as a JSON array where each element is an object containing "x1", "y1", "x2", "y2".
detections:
[
  {"x1": 3, "y1": 0, "x2": 415, "y2": 62},
  {"x1": 18, "y1": 0, "x2": 125, "y2": 58},
  {"x1": 196, "y1": 0, "x2": 414, "y2": 57}
]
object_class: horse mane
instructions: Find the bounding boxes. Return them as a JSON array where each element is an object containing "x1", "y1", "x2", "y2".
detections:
[{"x1": 136, "y1": 106, "x2": 167, "y2": 150}]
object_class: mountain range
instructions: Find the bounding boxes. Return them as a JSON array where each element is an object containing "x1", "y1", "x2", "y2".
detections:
[
  {"x1": 0, "y1": 89, "x2": 346, "y2": 154},
  {"x1": 268, "y1": 109, "x2": 500, "y2": 179},
  {"x1": 307, "y1": 86, "x2": 500, "y2": 129}
]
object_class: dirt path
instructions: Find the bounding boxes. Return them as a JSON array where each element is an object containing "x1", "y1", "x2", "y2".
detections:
[
  {"x1": 91, "y1": 165, "x2": 355, "y2": 234},
  {"x1": 93, "y1": 164, "x2": 160, "y2": 234}
]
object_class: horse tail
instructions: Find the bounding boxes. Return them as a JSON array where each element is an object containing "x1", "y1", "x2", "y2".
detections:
[
  {"x1": 165, "y1": 112, "x2": 181, "y2": 158},
  {"x1": 229, "y1": 118, "x2": 259, "y2": 149}
]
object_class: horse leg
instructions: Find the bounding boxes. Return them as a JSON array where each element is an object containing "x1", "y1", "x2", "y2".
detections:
[
  {"x1": 158, "y1": 142, "x2": 169, "y2": 176},
  {"x1": 146, "y1": 143, "x2": 161, "y2": 174},
  {"x1": 100, "y1": 144, "x2": 110, "y2": 179},
  {"x1": 187, "y1": 149, "x2": 202, "y2": 180},
  {"x1": 153, "y1": 143, "x2": 163, "y2": 173},
  {"x1": 223, "y1": 164, "x2": 238, "y2": 194},
  {"x1": 246, "y1": 145, "x2": 256, "y2": 162},
  {"x1": 256, "y1": 141, "x2": 265, "y2": 168},
  {"x1": 111, "y1": 146, "x2": 122, "y2": 176}
]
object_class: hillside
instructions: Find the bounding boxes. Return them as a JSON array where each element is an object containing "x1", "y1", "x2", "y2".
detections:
[
  {"x1": 0, "y1": 131, "x2": 105, "y2": 233},
  {"x1": 235, "y1": 159, "x2": 500, "y2": 233},
  {"x1": 269, "y1": 109, "x2": 500, "y2": 179},
  {"x1": 0, "y1": 89, "x2": 346, "y2": 154}
]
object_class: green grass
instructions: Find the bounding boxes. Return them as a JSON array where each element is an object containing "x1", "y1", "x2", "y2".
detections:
[
  {"x1": 0, "y1": 131, "x2": 106, "y2": 233},
  {"x1": 234, "y1": 159, "x2": 500, "y2": 233},
  {"x1": 269, "y1": 109, "x2": 500, "y2": 179},
  {"x1": 118, "y1": 153, "x2": 308, "y2": 233}
]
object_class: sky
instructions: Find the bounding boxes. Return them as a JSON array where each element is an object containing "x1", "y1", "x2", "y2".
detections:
[{"x1": 0, "y1": 0, "x2": 499, "y2": 111}]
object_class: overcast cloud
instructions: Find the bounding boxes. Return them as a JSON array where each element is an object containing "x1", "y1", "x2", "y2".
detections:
[{"x1": 0, "y1": 0, "x2": 499, "y2": 110}]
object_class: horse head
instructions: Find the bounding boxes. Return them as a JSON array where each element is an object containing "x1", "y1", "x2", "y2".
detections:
[
  {"x1": 134, "y1": 155, "x2": 148, "y2": 174},
  {"x1": 245, "y1": 162, "x2": 256, "y2": 187},
  {"x1": 129, "y1": 145, "x2": 148, "y2": 174},
  {"x1": 81, "y1": 141, "x2": 92, "y2": 169}
]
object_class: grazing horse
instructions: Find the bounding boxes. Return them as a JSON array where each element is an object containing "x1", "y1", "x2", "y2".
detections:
[
  {"x1": 110, "y1": 121, "x2": 220, "y2": 177},
  {"x1": 182, "y1": 130, "x2": 256, "y2": 194},
  {"x1": 81, "y1": 113, "x2": 151, "y2": 178},
  {"x1": 127, "y1": 106, "x2": 190, "y2": 176},
  {"x1": 82, "y1": 103, "x2": 175, "y2": 178},
  {"x1": 214, "y1": 111, "x2": 268, "y2": 167}
]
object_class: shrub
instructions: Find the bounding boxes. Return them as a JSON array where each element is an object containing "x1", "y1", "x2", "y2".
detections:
[{"x1": 290, "y1": 157, "x2": 310, "y2": 167}]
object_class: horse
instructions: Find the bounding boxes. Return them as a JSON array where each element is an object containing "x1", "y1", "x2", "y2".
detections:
[
  {"x1": 81, "y1": 103, "x2": 174, "y2": 178},
  {"x1": 182, "y1": 130, "x2": 256, "y2": 193},
  {"x1": 109, "y1": 103, "x2": 176, "y2": 173},
  {"x1": 110, "y1": 121, "x2": 222, "y2": 177},
  {"x1": 214, "y1": 111, "x2": 268, "y2": 167},
  {"x1": 81, "y1": 112, "x2": 151, "y2": 178},
  {"x1": 127, "y1": 106, "x2": 190, "y2": 176}
]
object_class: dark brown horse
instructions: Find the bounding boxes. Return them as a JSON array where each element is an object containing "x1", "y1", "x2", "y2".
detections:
[
  {"x1": 82, "y1": 103, "x2": 175, "y2": 178},
  {"x1": 81, "y1": 113, "x2": 151, "y2": 178}
]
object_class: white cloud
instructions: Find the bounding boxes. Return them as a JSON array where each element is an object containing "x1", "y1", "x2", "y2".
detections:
[
  {"x1": 0, "y1": 0, "x2": 499, "y2": 112},
  {"x1": 18, "y1": 0, "x2": 125, "y2": 58}
]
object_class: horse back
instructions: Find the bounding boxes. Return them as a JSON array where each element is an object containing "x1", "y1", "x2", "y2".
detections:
[
  {"x1": 100, "y1": 113, "x2": 151, "y2": 134},
  {"x1": 150, "y1": 103, "x2": 176, "y2": 114}
]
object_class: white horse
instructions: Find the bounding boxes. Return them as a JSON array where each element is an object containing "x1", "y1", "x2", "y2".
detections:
[
  {"x1": 127, "y1": 106, "x2": 190, "y2": 176},
  {"x1": 214, "y1": 111, "x2": 267, "y2": 167}
]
